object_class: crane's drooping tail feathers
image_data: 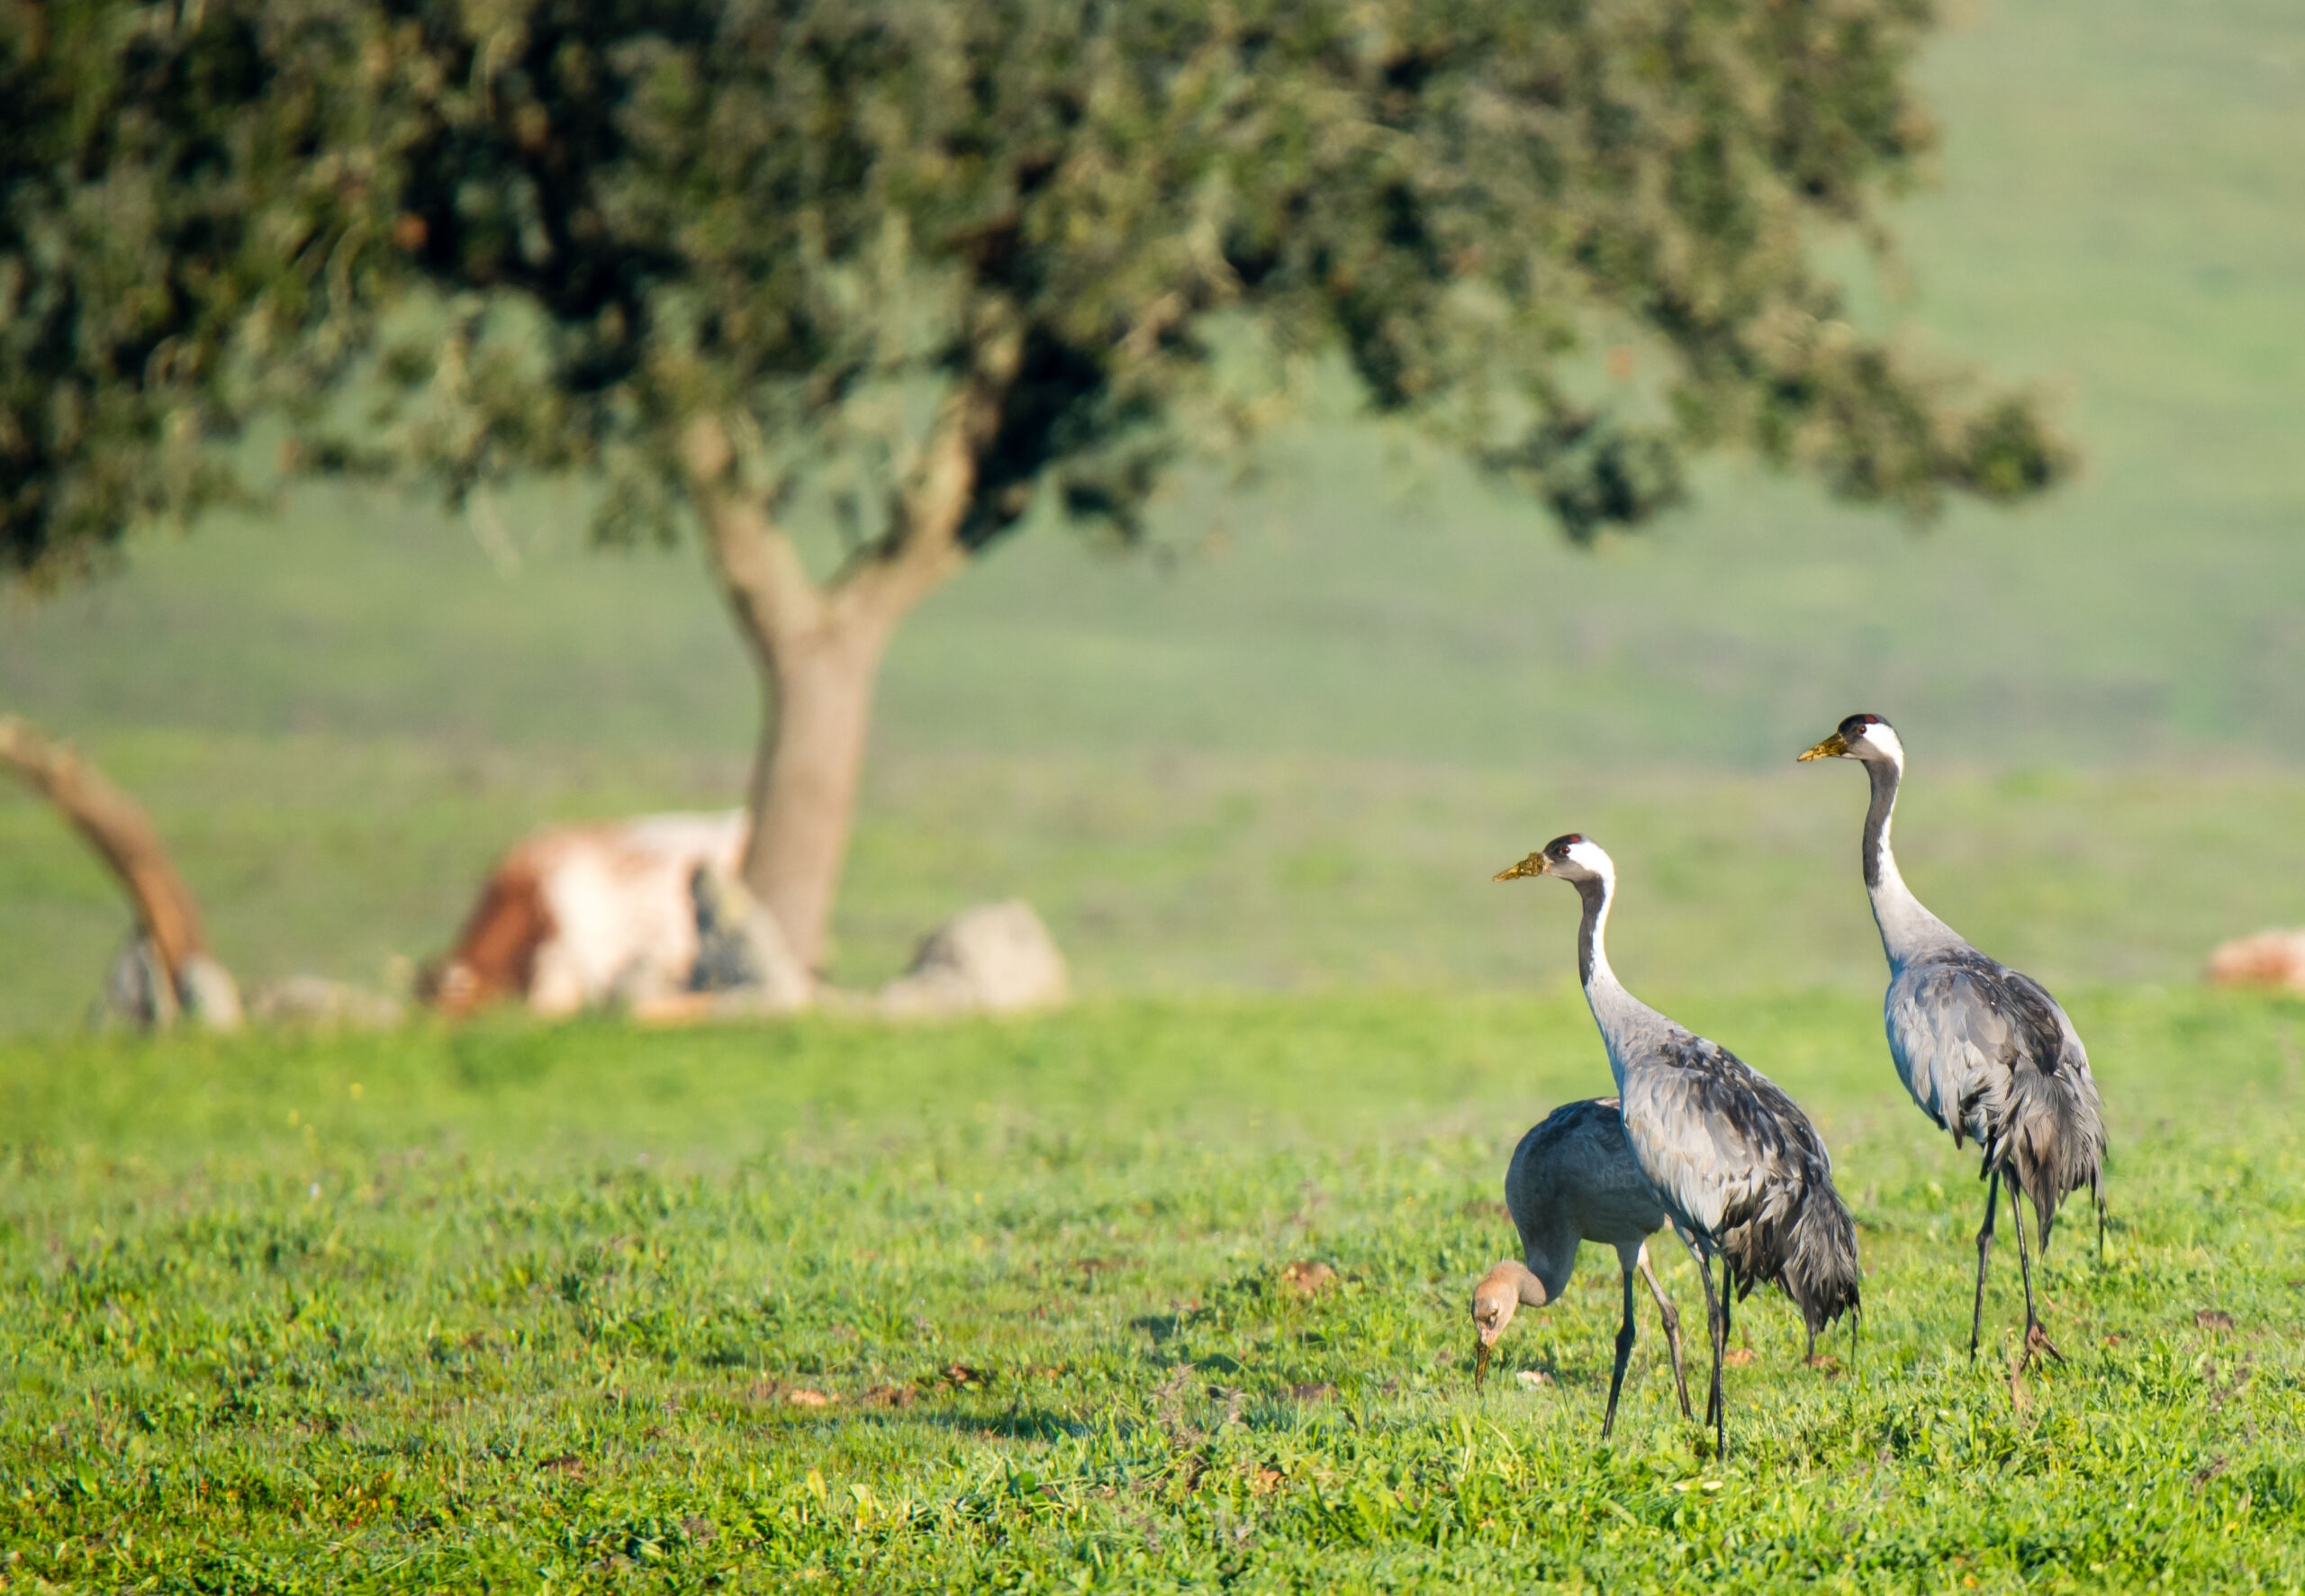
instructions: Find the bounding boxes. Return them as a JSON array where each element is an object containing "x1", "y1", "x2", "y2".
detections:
[
  {"x1": 1716, "y1": 1173, "x2": 1862, "y2": 1339},
  {"x1": 1989, "y1": 1057, "x2": 2107, "y2": 1250},
  {"x1": 1779, "y1": 1177, "x2": 1864, "y2": 1339}
]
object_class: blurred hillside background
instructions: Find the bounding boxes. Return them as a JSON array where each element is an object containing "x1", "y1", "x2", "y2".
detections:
[{"x1": 2, "y1": 0, "x2": 2300, "y2": 1032}]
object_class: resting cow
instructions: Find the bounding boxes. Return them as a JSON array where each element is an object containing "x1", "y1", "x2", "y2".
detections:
[{"x1": 421, "y1": 812, "x2": 747, "y2": 1016}]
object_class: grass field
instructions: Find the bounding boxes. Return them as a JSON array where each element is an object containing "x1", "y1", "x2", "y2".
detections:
[{"x1": 5, "y1": 989, "x2": 2301, "y2": 1591}]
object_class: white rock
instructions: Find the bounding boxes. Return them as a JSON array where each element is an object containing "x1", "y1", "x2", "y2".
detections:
[
  {"x1": 878, "y1": 901, "x2": 1068, "y2": 1017},
  {"x1": 177, "y1": 955, "x2": 244, "y2": 1030}
]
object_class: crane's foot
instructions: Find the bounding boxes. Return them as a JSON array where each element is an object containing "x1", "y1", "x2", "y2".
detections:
[{"x1": 2017, "y1": 1321, "x2": 2065, "y2": 1372}]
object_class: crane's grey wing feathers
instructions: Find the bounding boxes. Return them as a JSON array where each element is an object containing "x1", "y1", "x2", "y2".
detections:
[
  {"x1": 1888, "y1": 949, "x2": 2106, "y2": 1240},
  {"x1": 1890, "y1": 953, "x2": 2085, "y2": 1126},
  {"x1": 1616, "y1": 1026, "x2": 1861, "y2": 1333},
  {"x1": 1618, "y1": 1030, "x2": 1830, "y2": 1240},
  {"x1": 1886, "y1": 961, "x2": 2011, "y2": 1144}
]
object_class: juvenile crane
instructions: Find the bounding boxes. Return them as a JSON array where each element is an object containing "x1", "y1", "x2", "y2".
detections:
[
  {"x1": 1471, "y1": 1096, "x2": 1694, "y2": 1438},
  {"x1": 1496, "y1": 835, "x2": 1861, "y2": 1458},
  {"x1": 1801, "y1": 714, "x2": 2106, "y2": 1366}
]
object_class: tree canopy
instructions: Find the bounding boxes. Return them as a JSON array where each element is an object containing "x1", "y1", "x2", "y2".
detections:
[
  {"x1": 2, "y1": 0, "x2": 2072, "y2": 977},
  {"x1": 5, "y1": 0, "x2": 2063, "y2": 585}
]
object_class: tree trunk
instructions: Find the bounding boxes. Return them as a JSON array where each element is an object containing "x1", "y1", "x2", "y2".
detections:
[
  {"x1": 677, "y1": 423, "x2": 963, "y2": 978},
  {"x1": 681, "y1": 338, "x2": 1013, "y2": 976},
  {"x1": 740, "y1": 615, "x2": 890, "y2": 977},
  {"x1": 0, "y1": 714, "x2": 242, "y2": 1029}
]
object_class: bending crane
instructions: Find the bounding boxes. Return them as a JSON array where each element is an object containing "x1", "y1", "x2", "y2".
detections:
[{"x1": 1472, "y1": 1096, "x2": 1693, "y2": 1438}]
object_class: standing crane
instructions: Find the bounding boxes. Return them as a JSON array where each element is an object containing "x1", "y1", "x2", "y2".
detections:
[
  {"x1": 1496, "y1": 834, "x2": 1861, "y2": 1458},
  {"x1": 1471, "y1": 1096, "x2": 1694, "y2": 1439},
  {"x1": 1800, "y1": 714, "x2": 2106, "y2": 1366}
]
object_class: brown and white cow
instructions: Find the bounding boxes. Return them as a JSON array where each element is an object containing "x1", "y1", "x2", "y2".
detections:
[{"x1": 421, "y1": 812, "x2": 752, "y2": 1016}]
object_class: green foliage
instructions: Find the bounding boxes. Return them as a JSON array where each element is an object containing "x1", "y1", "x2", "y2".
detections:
[
  {"x1": 3, "y1": 991, "x2": 2300, "y2": 1590},
  {"x1": 2, "y1": 0, "x2": 2067, "y2": 585},
  {"x1": 0, "y1": 0, "x2": 398, "y2": 581}
]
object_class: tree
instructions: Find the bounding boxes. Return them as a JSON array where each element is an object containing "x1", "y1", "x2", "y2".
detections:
[
  {"x1": 2, "y1": 0, "x2": 2066, "y2": 974},
  {"x1": 0, "y1": 717, "x2": 242, "y2": 1026}
]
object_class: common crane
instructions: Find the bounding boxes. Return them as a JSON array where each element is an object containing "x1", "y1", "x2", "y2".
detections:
[
  {"x1": 1801, "y1": 713, "x2": 2106, "y2": 1366},
  {"x1": 1497, "y1": 834, "x2": 1861, "y2": 1457}
]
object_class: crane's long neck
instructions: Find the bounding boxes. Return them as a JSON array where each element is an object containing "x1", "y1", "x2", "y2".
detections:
[
  {"x1": 1575, "y1": 872, "x2": 1652, "y2": 1088},
  {"x1": 1862, "y1": 754, "x2": 1958, "y2": 967}
]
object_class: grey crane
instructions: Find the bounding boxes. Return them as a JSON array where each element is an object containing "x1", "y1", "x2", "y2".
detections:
[
  {"x1": 1496, "y1": 834, "x2": 1861, "y2": 1458},
  {"x1": 1471, "y1": 1096, "x2": 1694, "y2": 1438},
  {"x1": 1801, "y1": 713, "x2": 2106, "y2": 1366}
]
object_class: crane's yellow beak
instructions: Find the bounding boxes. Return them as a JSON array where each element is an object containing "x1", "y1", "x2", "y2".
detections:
[
  {"x1": 1473, "y1": 1337, "x2": 1493, "y2": 1390},
  {"x1": 1493, "y1": 852, "x2": 1550, "y2": 881},
  {"x1": 1798, "y1": 733, "x2": 1849, "y2": 762}
]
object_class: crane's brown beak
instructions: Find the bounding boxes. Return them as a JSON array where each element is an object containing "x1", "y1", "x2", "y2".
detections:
[
  {"x1": 1493, "y1": 852, "x2": 1550, "y2": 881},
  {"x1": 1473, "y1": 1337, "x2": 1492, "y2": 1390},
  {"x1": 1797, "y1": 733, "x2": 1849, "y2": 762}
]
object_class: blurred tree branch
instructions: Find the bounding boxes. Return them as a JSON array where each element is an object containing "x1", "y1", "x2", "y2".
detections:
[{"x1": 0, "y1": 714, "x2": 240, "y2": 1029}]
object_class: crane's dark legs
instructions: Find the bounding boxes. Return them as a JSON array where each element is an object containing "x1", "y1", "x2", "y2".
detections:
[
  {"x1": 2011, "y1": 1187, "x2": 2065, "y2": 1370},
  {"x1": 1636, "y1": 1247, "x2": 1693, "y2": 1420},
  {"x1": 1602, "y1": 1263, "x2": 1638, "y2": 1440},
  {"x1": 2094, "y1": 1177, "x2": 2107, "y2": 1263},
  {"x1": 1969, "y1": 1168, "x2": 2002, "y2": 1361},
  {"x1": 1679, "y1": 1230, "x2": 1726, "y2": 1456},
  {"x1": 1702, "y1": 1272, "x2": 1719, "y2": 1429},
  {"x1": 1702, "y1": 1258, "x2": 1728, "y2": 1459}
]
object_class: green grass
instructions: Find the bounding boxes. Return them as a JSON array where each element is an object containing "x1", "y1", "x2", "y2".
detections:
[{"x1": 5, "y1": 990, "x2": 2302, "y2": 1591}]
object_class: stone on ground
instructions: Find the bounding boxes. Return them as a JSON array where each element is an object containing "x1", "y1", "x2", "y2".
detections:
[{"x1": 879, "y1": 901, "x2": 1068, "y2": 1017}]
